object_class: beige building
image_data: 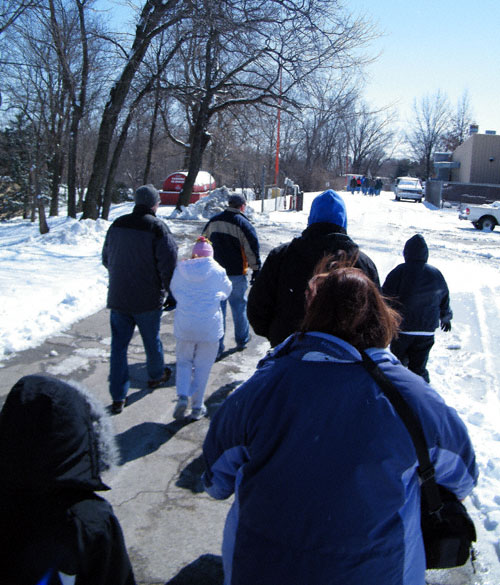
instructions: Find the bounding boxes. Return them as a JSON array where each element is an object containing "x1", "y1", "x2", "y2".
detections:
[{"x1": 451, "y1": 133, "x2": 500, "y2": 184}]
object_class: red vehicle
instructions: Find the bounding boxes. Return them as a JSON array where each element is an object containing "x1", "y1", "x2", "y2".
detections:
[{"x1": 159, "y1": 171, "x2": 216, "y2": 205}]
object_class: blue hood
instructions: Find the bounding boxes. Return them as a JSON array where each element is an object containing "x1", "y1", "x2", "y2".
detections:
[{"x1": 308, "y1": 190, "x2": 347, "y2": 229}]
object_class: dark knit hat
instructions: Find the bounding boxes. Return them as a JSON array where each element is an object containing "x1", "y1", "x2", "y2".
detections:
[
  {"x1": 308, "y1": 189, "x2": 347, "y2": 229},
  {"x1": 228, "y1": 193, "x2": 247, "y2": 208},
  {"x1": 135, "y1": 184, "x2": 160, "y2": 208}
]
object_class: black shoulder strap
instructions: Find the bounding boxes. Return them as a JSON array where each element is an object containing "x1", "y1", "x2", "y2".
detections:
[{"x1": 360, "y1": 350, "x2": 443, "y2": 516}]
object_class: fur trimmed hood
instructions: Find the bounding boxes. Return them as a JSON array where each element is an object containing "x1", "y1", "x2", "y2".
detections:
[{"x1": 0, "y1": 375, "x2": 118, "y2": 494}]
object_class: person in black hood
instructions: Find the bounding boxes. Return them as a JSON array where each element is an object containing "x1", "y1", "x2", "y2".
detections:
[
  {"x1": 247, "y1": 190, "x2": 380, "y2": 347},
  {"x1": 382, "y1": 233, "x2": 453, "y2": 382},
  {"x1": 0, "y1": 375, "x2": 136, "y2": 585}
]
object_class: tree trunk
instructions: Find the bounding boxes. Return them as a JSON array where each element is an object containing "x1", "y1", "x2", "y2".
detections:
[
  {"x1": 48, "y1": 149, "x2": 64, "y2": 216},
  {"x1": 67, "y1": 0, "x2": 89, "y2": 219},
  {"x1": 101, "y1": 109, "x2": 135, "y2": 220},
  {"x1": 83, "y1": 0, "x2": 182, "y2": 219},
  {"x1": 143, "y1": 84, "x2": 160, "y2": 185},
  {"x1": 38, "y1": 196, "x2": 50, "y2": 234},
  {"x1": 176, "y1": 101, "x2": 212, "y2": 209}
]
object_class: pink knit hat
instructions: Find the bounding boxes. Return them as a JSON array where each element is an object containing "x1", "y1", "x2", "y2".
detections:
[{"x1": 192, "y1": 236, "x2": 213, "y2": 258}]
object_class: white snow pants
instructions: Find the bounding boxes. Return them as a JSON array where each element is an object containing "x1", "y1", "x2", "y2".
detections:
[{"x1": 175, "y1": 339, "x2": 219, "y2": 409}]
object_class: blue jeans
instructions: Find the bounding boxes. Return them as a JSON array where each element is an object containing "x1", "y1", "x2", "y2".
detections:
[
  {"x1": 219, "y1": 275, "x2": 250, "y2": 354},
  {"x1": 109, "y1": 309, "x2": 165, "y2": 401}
]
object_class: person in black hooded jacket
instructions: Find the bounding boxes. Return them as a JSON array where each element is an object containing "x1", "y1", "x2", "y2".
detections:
[
  {"x1": 247, "y1": 190, "x2": 380, "y2": 347},
  {"x1": 382, "y1": 233, "x2": 453, "y2": 382},
  {"x1": 0, "y1": 374, "x2": 136, "y2": 585}
]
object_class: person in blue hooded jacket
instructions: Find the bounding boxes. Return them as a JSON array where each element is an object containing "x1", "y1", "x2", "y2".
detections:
[
  {"x1": 203, "y1": 257, "x2": 477, "y2": 585},
  {"x1": 382, "y1": 233, "x2": 453, "y2": 382},
  {"x1": 247, "y1": 189, "x2": 379, "y2": 347}
]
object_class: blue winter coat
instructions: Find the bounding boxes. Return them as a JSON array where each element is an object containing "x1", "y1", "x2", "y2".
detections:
[{"x1": 202, "y1": 333, "x2": 477, "y2": 585}]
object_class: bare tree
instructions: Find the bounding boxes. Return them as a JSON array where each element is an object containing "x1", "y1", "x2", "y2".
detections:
[
  {"x1": 0, "y1": 0, "x2": 41, "y2": 34},
  {"x1": 48, "y1": 0, "x2": 93, "y2": 218},
  {"x1": 406, "y1": 91, "x2": 451, "y2": 179},
  {"x1": 162, "y1": 0, "x2": 376, "y2": 208},
  {"x1": 82, "y1": 0, "x2": 188, "y2": 219},
  {"x1": 347, "y1": 101, "x2": 396, "y2": 175},
  {"x1": 440, "y1": 90, "x2": 475, "y2": 152}
]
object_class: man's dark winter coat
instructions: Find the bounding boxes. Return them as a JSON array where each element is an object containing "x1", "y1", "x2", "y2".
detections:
[
  {"x1": 203, "y1": 207, "x2": 261, "y2": 276},
  {"x1": 0, "y1": 375, "x2": 135, "y2": 585},
  {"x1": 382, "y1": 234, "x2": 452, "y2": 332},
  {"x1": 247, "y1": 222, "x2": 380, "y2": 347},
  {"x1": 102, "y1": 204, "x2": 178, "y2": 313}
]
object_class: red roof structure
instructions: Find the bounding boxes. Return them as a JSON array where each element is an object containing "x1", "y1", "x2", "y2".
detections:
[{"x1": 159, "y1": 171, "x2": 216, "y2": 205}]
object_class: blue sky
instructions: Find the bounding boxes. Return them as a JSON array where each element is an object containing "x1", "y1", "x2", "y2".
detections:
[
  {"x1": 102, "y1": 0, "x2": 499, "y2": 140},
  {"x1": 348, "y1": 0, "x2": 500, "y2": 136}
]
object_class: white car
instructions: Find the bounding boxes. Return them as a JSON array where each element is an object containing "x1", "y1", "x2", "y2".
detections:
[{"x1": 394, "y1": 177, "x2": 424, "y2": 202}]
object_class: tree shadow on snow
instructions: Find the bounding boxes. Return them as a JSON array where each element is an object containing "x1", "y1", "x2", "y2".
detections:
[{"x1": 165, "y1": 554, "x2": 223, "y2": 585}]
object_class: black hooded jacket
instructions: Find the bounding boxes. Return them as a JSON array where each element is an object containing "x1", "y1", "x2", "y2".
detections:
[
  {"x1": 247, "y1": 222, "x2": 380, "y2": 347},
  {"x1": 382, "y1": 234, "x2": 452, "y2": 333},
  {"x1": 0, "y1": 375, "x2": 135, "y2": 585}
]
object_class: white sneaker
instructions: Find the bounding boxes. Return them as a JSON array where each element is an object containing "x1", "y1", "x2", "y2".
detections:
[
  {"x1": 189, "y1": 404, "x2": 207, "y2": 421},
  {"x1": 173, "y1": 396, "x2": 188, "y2": 420}
]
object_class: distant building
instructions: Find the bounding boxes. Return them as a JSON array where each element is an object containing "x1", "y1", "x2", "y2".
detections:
[
  {"x1": 451, "y1": 133, "x2": 500, "y2": 184},
  {"x1": 431, "y1": 129, "x2": 500, "y2": 204}
]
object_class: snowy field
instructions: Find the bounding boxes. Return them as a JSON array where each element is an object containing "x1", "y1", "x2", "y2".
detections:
[{"x1": 0, "y1": 188, "x2": 500, "y2": 583}]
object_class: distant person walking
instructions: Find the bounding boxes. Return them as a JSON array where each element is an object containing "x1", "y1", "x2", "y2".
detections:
[
  {"x1": 203, "y1": 193, "x2": 261, "y2": 357},
  {"x1": 102, "y1": 184, "x2": 178, "y2": 414},
  {"x1": 382, "y1": 233, "x2": 453, "y2": 382},
  {"x1": 170, "y1": 236, "x2": 232, "y2": 420},
  {"x1": 248, "y1": 189, "x2": 380, "y2": 347},
  {"x1": 0, "y1": 375, "x2": 136, "y2": 585}
]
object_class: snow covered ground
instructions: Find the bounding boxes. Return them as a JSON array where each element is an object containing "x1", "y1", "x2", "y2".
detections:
[{"x1": 1, "y1": 188, "x2": 499, "y2": 583}]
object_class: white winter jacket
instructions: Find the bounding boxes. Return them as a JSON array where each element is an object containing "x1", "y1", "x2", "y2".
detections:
[{"x1": 170, "y1": 257, "x2": 232, "y2": 342}]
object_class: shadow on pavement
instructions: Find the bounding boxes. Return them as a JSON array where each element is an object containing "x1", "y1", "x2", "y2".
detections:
[
  {"x1": 116, "y1": 419, "x2": 190, "y2": 465},
  {"x1": 164, "y1": 554, "x2": 223, "y2": 585},
  {"x1": 174, "y1": 381, "x2": 241, "y2": 493},
  {"x1": 205, "y1": 381, "x2": 241, "y2": 417},
  {"x1": 176, "y1": 454, "x2": 205, "y2": 493}
]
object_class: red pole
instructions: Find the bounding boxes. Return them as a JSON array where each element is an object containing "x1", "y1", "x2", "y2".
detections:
[{"x1": 274, "y1": 64, "x2": 282, "y2": 186}]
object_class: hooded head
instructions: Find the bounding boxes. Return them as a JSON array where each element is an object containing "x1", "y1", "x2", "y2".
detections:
[
  {"x1": 135, "y1": 184, "x2": 160, "y2": 209},
  {"x1": 0, "y1": 375, "x2": 118, "y2": 495},
  {"x1": 403, "y1": 234, "x2": 429, "y2": 263},
  {"x1": 308, "y1": 190, "x2": 347, "y2": 229},
  {"x1": 192, "y1": 235, "x2": 213, "y2": 258}
]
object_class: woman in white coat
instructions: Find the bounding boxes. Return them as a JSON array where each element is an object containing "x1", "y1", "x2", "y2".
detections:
[{"x1": 170, "y1": 236, "x2": 232, "y2": 420}]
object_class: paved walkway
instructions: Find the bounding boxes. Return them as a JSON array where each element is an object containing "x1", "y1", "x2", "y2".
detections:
[{"x1": 1, "y1": 300, "x2": 269, "y2": 584}]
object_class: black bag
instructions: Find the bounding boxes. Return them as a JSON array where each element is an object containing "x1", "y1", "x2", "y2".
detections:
[
  {"x1": 360, "y1": 351, "x2": 476, "y2": 569},
  {"x1": 421, "y1": 484, "x2": 476, "y2": 569}
]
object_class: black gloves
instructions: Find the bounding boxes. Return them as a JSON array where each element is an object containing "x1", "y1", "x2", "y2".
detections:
[
  {"x1": 250, "y1": 270, "x2": 260, "y2": 285},
  {"x1": 163, "y1": 292, "x2": 177, "y2": 312},
  {"x1": 440, "y1": 320, "x2": 452, "y2": 332}
]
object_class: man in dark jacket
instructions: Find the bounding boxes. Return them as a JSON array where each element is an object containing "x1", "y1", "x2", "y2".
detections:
[
  {"x1": 102, "y1": 184, "x2": 178, "y2": 413},
  {"x1": 247, "y1": 189, "x2": 380, "y2": 347},
  {"x1": 382, "y1": 233, "x2": 452, "y2": 382},
  {"x1": 203, "y1": 193, "x2": 261, "y2": 356},
  {"x1": 0, "y1": 375, "x2": 136, "y2": 585}
]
